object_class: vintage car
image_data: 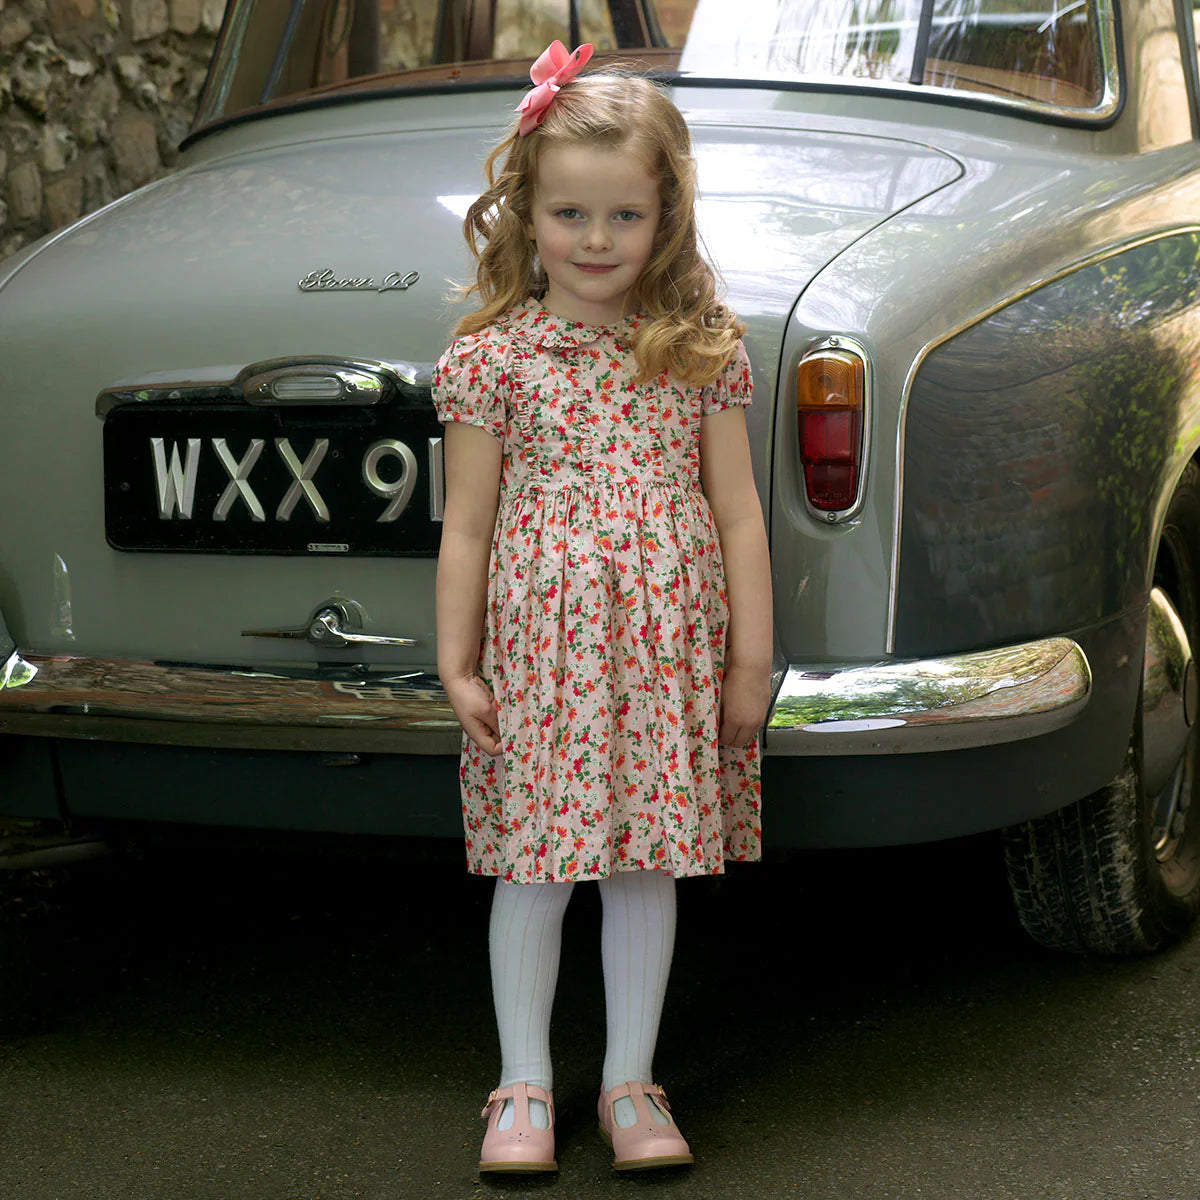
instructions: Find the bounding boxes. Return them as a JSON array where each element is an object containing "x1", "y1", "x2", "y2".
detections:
[{"x1": 0, "y1": 0, "x2": 1197, "y2": 959}]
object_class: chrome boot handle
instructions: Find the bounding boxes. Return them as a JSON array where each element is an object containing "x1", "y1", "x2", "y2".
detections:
[
  {"x1": 306, "y1": 607, "x2": 416, "y2": 648},
  {"x1": 242, "y1": 602, "x2": 416, "y2": 649}
]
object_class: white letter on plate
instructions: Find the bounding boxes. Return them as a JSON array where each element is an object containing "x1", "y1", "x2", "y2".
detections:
[
  {"x1": 363, "y1": 439, "x2": 417, "y2": 522},
  {"x1": 276, "y1": 438, "x2": 330, "y2": 522},
  {"x1": 151, "y1": 437, "x2": 201, "y2": 519},
  {"x1": 428, "y1": 436, "x2": 444, "y2": 522},
  {"x1": 212, "y1": 438, "x2": 266, "y2": 521}
]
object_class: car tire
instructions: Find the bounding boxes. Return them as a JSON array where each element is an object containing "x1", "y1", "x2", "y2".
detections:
[{"x1": 1003, "y1": 463, "x2": 1200, "y2": 954}]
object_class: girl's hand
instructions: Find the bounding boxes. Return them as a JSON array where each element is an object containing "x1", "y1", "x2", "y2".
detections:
[
  {"x1": 719, "y1": 663, "x2": 771, "y2": 748},
  {"x1": 443, "y1": 673, "x2": 503, "y2": 757}
]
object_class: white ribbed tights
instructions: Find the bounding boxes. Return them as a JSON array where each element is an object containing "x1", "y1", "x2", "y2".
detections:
[{"x1": 489, "y1": 870, "x2": 676, "y2": 1130}]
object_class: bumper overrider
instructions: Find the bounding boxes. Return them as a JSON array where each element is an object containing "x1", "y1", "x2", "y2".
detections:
[{"x1": 0, "y1": 635, "x2": 1090, "y2": 757}]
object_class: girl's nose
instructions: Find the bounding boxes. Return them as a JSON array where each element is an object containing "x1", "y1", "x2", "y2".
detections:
[{"x1": 581, "y1": 219, "x2": 611, "y2": 251}]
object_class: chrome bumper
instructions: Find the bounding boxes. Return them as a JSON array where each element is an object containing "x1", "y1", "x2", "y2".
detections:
[
  {"x1": 0, "y1": 653, "x2": 462, "y2": 754},
  {"x1": 765, "y1": 637, "x2": 1091, "y2": 754},
  {"x1": 0, "y1": 635, "x2": 1089, "y2": 758}
]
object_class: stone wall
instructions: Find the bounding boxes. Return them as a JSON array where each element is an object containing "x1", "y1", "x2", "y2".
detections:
[{"x1": 0, "y1": 0, "x2": 227, "y2": 259}]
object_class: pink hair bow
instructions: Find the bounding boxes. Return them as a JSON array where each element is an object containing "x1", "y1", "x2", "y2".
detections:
[{"x1": 516, "y1": 40, "x2": 594, "y2": 136}]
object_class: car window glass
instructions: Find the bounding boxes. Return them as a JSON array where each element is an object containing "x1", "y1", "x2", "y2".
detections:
[
  {"x1": 682, "y1": 0, "x2": 1105, "y2": 106},
  {"x1": 495, "y1": 0, "x2": 618, "y2": 57},
  {"x1": 923, "y1": 0, "x2": 1103, "y2": 106},
  {"x1": 197, "y1": 0, "x2": 1115, "y2": 130}
]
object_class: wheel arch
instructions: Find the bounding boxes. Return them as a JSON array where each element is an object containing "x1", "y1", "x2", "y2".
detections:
[
  {"x1": 895, "y1": 229, "x2": 1200, "y2": 658},
  {"x1": 1146, "y1": 445, "x2": 1200, "y2": 591}
]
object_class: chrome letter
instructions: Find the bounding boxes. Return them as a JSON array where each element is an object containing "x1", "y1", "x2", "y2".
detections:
[
  {"x1": 428, "y1": 436, "x2": 444, "y2": 522},
  {"x1": 363, "y1": 439, "x2": 417, "y2": 522},
  {"x1": 212, "y1": 438, "x2": 266, "y2": 522},
  {"x1": 151, "y1": 437, "x2": 201, "y2": 519},
  {"x1": 276, "y1": 438, "x2": 330, "y2": 521}
]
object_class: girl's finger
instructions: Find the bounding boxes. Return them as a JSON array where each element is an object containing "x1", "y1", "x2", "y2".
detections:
[
  {"x1": 720, "y1": 722, "x2": 753, "y2": 748},
  {"x1": 467, "y1": 717, "x2": 502, "y2": 756}
]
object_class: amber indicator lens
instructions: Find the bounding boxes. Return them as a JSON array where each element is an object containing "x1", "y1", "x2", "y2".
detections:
[{"x1": 797, "y1": 351, "x2": 865, "y2": 512}]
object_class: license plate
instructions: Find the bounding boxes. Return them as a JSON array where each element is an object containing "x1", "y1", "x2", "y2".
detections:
[{"x1": 104, "y1": 403, "x2": 444, "y2": 555}]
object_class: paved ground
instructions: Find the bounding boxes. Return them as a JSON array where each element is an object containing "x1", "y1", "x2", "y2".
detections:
[{"x1": 1, "y1": 832, "x2": 1199, "y2": 1199}]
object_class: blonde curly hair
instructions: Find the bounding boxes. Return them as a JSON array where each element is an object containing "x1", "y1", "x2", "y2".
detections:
[{"x1": 453, "y1": 69, "x2": 744, "y2": 387}]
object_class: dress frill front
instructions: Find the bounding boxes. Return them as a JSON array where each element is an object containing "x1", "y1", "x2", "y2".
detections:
[{"x1": 433, "y1": 301, "x2": 762, "y2": 882}]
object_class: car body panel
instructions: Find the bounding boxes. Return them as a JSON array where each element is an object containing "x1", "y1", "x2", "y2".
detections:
[
  {"x1": 896, "y1": 230, "x2": 1200, "y2": 658},
  {"x1": 0, "y1": 104, "x2": 958, "y2": 665},
  {"x1": 1, "y1": 0, "x2": 1199, "y2": 849},
  {"x1": 774, "y1": 130, "x2": 1200, "y2": 660}
]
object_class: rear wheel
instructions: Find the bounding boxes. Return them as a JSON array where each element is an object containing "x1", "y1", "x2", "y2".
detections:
[{"x1": 1003, "y1": 464, "x2": 1200, "y2": 954}]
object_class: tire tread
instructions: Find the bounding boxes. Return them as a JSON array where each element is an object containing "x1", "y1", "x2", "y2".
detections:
[{"x1": 1004, "y1": 752, "x2": 1172, "y2": 955}]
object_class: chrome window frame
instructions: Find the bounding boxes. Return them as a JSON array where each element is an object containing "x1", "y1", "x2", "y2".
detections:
[{"x1": 1175, "y1": 0, "x2": 1200, "y2": 138}]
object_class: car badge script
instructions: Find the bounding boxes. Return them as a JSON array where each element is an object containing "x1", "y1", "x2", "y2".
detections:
[{"x1": 298, "y1": 269, "x2": 420, "y2": 293}]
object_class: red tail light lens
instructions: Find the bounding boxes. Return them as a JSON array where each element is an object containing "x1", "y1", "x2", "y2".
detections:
[{"x1": 797, "y1": 348, "x2": 865, "y2": 514}]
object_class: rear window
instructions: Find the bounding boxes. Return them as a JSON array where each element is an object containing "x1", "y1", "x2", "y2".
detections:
[{"x1": 196, "y1": 0, "x2": 1118, "y2": 129}]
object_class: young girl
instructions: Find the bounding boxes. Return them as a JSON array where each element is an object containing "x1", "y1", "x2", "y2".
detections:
[{"x1": 433, "y1": 41, "x2": 772, "y2": 1174}]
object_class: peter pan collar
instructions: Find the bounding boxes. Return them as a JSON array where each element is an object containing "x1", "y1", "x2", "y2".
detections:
[{"x1": 505, "y1": 298, "x2": 642, "y2": 350}]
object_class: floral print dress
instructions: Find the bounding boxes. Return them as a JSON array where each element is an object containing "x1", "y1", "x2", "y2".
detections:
[{"x1": 433, "y1": 299, "x2": 762, "y2": 882}]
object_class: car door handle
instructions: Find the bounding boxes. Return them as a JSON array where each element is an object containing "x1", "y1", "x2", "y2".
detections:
[{"x1": 242, "y1": 603, "x2": 417, "y2": 649}]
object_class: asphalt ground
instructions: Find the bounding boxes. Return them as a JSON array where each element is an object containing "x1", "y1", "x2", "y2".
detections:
[{"x1": 1, "y1": 832, "x2": 1199, "y2": 1199}]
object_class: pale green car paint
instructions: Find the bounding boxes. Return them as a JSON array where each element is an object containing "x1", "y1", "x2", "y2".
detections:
[{"x1": 0, "y1": 0, "x2": 1196, "y2": 853}]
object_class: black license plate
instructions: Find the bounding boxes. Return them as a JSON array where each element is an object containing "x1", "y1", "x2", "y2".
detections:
[{"x1": 104, "y1": 403, "x2": 444, "y2": 555}]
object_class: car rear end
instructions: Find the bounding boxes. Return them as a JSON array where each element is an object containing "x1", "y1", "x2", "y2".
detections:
[{"x1": 4, "y1": 0, "x2": 1196, "y2": 955}]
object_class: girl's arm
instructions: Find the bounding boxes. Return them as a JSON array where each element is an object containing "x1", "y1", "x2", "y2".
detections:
[
  {"x1": 436, "y1": 421, "x2": 505, "y2": 756},
  {"x1": 700, "y1": 406, "x2": 773, "y2": 748}
]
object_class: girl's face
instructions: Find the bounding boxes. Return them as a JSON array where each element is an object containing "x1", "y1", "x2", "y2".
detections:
[{"x1": 526, "y1": 141, "x2": 661, "y2": 325}]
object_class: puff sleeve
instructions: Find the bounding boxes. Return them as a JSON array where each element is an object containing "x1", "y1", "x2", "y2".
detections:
[
  {"x1": 431, "y1": 331, "x2": 507, "y2": 443},
  {"x1": 699, "y1": 339, "x2": 753, "y2": 416}
]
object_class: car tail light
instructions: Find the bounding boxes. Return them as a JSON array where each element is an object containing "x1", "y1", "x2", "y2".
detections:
[{"x1": 797, "y1": 343, "x2": 867, "y2": 518}]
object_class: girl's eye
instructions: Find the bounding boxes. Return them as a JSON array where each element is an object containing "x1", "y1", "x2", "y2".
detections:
[
  {"x1": 555, "y1": 208, "x2": 581, "y2": 220},
  {"x1": 615, "y1": 211, "x2": 641, "y2": 223}
]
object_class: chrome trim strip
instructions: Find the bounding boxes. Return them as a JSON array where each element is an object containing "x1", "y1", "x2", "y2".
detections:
[
  {"x1": 1140, "y1": 585, "x2": 1194, "y2": 796},
  {"x1": 96, "y1": 357, "x2": 436, "y2": 418},
  {"x1": 0, "y1": 652, "x2": 460, "y2": 755},
  {"x1": 1095, "y1": 0, "x2": 1121, "y2": 121},
  {"x1": 1176, "y1": 0, "x2": 1200, "y2": 139},
  {"x1": 766, "y1": 636, "x2": 1090, "y2": 755},
  {"x1": 886, "y1": 224, "x2": 1200, "y2": 654}
]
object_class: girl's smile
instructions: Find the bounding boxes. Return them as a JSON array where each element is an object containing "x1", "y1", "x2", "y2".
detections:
[{"x1": 526, "y1": 142, "x2": 661, "y2": 324}]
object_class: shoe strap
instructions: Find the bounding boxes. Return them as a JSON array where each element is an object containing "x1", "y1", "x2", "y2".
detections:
[
  {"x1": 481, "y1": 1082, "x2": 554, "y2": 1120},
  {"x1": 606, "y1": 1081, "x2": 672, "y2": 1113}
]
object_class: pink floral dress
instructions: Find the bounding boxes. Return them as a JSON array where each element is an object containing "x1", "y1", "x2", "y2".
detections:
[{"x1": 433, "y1": 299, "x2": 762, "y2": 882}]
